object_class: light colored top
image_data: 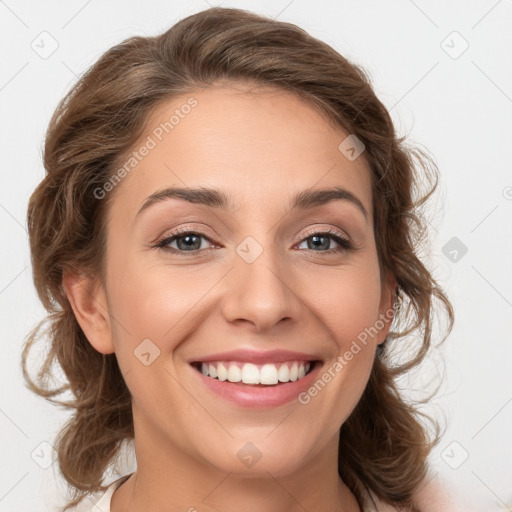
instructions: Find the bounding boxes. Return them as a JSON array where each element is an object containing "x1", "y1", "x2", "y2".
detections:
[
  {"x1": 79, "y1": 472, "x2": 463, "y2": 512},
  {"x1": 87, "y1": 474, "x2": 131, "y2": 512}
]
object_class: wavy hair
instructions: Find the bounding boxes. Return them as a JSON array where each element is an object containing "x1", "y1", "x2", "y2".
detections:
[{"x1": 22, "y1": 7, "x2": 454, "y2": 511}]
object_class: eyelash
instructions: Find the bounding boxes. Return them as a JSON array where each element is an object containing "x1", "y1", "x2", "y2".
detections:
[{"x1": 152, "y1": 227, "x2": 352, "y2": 255}]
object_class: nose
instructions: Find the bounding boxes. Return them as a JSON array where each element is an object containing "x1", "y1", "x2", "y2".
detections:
[{"x1": 221, "y1": 241, "x2": 303, "y2": 333}]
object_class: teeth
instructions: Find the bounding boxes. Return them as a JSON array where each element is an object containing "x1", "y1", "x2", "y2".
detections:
[
  {"x1": 277, "y1": 363, "x2": 290, "y2": 382},
  {"x1": 290, "y1": 362, "x2": 298, "y2": 381},
  {"x1": 260, "y1": 364, "x2": 278, "y2": 385},
  {"x1": 241, "y1": 363, "x2": 260, "y2": 384},
  {"x1": 198, "y1": 360, "x2": 312, "y2": 385},
  {"x1": 217, "y1": 362, "x2": 228, "y2": 382},
  {"x1": 227, "y1": 365, "x2": 242, "y2": 382}
]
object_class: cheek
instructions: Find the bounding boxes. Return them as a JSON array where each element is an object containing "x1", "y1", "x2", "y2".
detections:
[
  {"x1": 311, "y1": 261, "x2": 383, "y2": 347},
  {"x1": 107, "y1": 259, "x2": 220, "y2": 353},
  {"x1": 105, "y1": 263, "x2": 208, "y2": 415},
  {"x1": 299, "y1": 273, "x2": 381, "y2": 427},
  {"x1": 304, "y1": 260, "x2": 382, "y2": 396}
]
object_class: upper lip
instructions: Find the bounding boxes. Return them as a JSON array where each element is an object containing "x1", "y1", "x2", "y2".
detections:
[{"x1": 188, "y1": 349, "x2": 322, "y2": 365}]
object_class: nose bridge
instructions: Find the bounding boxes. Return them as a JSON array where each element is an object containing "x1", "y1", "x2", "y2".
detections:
[{"x1": 222, "y1": 231, "x2": 301, "y2": 331}]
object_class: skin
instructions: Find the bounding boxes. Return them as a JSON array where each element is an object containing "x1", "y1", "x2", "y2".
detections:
[{"x1": 63, "y1": 82, "x2": 396, "y2": 512}]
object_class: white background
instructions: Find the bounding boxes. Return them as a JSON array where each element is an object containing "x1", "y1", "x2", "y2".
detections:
[{"x1": 1, "y1": 1, "x2": 511, "y2": 510}]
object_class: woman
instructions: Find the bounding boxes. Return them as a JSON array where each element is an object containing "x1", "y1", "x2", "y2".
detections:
[{"x1": 23, "y1": 7, "x2": 456, "y2": 511}]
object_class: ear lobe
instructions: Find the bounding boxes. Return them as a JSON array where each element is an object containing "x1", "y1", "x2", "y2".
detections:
[{"x1": 62, "y1": 270, "x2": 115, "y2": 354}]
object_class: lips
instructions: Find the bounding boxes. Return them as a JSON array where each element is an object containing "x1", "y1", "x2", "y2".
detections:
[
  {"x1": 188, "y1": 348, "x2": 321, "y2": 364},
  {"x1": 187, "y1": 349, "x2": 323, "y2": 407}
]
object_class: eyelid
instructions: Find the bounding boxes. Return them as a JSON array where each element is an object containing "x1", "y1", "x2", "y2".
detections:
[
  {"x1": 152, "y1": 223, "x2": 353, "y2": 255},
  {"x1": 155, "y1": 222, "x2": 350, "y2": 240},
  {"x1": 299, "y1": 225, "x2": 350, "y2": 242},
  {"x1": 296, "y1": 226, "x2": 353, "y2": 253},
  {"x1": 152, "y1": 224, "x2": 217, "y2": 245}
]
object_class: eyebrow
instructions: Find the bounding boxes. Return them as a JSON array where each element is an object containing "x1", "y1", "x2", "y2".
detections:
[{"x1": 135, "y1": 185, "x2": 368, "y2": 220}]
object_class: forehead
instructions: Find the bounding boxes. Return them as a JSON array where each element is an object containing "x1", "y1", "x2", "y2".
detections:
[{"x1": 108, "y1": 83, "x2": 373, "y2": 221}]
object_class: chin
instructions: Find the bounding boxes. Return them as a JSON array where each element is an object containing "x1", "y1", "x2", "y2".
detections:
[{"x1": 199, "y1": 443, "x2": 308, "y2": 478}]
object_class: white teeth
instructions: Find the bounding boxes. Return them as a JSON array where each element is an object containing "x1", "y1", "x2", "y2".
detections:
[
  {"x1": 289, "y1": 362, "x2": 298, "y2": 381},
  {"x1": 277, "y1": 364, "x2": 290, "y2": 382},
  {"x1": 260, "y1": 364, "x2": 278, "y2": 385},
  {"x1": 241, "y1": 363, "x2": 260, "y2": 384},
  {"x1": 227, "y1": 365, "x2": 242, "y2": 382},
  {"x1": 217, "y1": 362, "x2": 228, "y2": 381},
  {"x1": 198, "y1": 360, "x2": 313, "y2": 385}
]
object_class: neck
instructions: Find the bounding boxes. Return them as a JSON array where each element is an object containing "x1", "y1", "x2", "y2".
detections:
[{"x1": 111, "y1": 412, "x2": 361, "y2": 512}]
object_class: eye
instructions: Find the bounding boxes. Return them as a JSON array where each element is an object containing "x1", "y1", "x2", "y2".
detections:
[
  {"x1": 296, "y1": 228, "x2": 352, "y2": 253},
  {"x1": 153, "y1": 227, "x2": 352, "y2": 255},
  {"x1": 153, "y1": 229, "x2": 215, "y2": 253}
]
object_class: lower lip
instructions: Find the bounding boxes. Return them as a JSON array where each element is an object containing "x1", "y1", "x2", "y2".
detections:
[{"x1": 190, "y1": 362, "x2": 322, "y2": 408}]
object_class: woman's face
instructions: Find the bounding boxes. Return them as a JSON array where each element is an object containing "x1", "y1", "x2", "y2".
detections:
[{"x1": 92, "y1": 83, "x2": 394, "y2": 477}]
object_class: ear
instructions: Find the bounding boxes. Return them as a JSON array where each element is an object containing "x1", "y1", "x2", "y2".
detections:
[
  {"x1": 376, "y1": 272, "x2": 397, "y2": 345},
  {"x1": 62, "y1": 269, "x2": 115, "y2": 354}
]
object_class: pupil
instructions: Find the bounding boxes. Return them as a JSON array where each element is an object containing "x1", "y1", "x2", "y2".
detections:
[
  {"x1": 310, "y1": 235, "x2": 328, "y2": 251},
  {"x1": 178, "y1": 234, "x2": 200, "y2": 250}
]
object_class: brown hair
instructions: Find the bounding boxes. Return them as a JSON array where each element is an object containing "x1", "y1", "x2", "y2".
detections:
[{"x1": 23, "y1": 7, "x2": 454, "y2": 511}]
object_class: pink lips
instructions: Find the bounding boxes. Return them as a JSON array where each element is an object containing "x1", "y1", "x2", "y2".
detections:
[
  {"x1": 188, "y1": 349, "x2": 323, "y2": 408},
  {"x1": 188, "y1": 348, "x2": 320, "y2": 365}
]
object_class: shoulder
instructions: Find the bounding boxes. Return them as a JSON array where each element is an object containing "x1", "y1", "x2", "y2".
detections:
[
  {"x1": 362, "y1": 474, "x2": 468, "y2": 512},
  {"x1": 411, "y1": 474, "x2": 475, "y2": 512},
  {"x1": 68, "y1": 474, "x2": 132, "y2": 512},
  {"x1": 361, "y1": 487, "x2": 403, "y2": 512}
]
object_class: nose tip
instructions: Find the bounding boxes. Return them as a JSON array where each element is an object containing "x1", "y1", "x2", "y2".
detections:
[{"x1": 223, "y1": 248, "x2": 302, "y2": 332}]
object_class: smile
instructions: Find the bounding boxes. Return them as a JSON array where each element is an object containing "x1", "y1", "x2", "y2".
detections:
[
  {"x1": 193, "y1": 360, "x2": 313, "y2": 385},
  {"x1": 190, "y1": 359, "x2": 322, "y2": 408}
]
